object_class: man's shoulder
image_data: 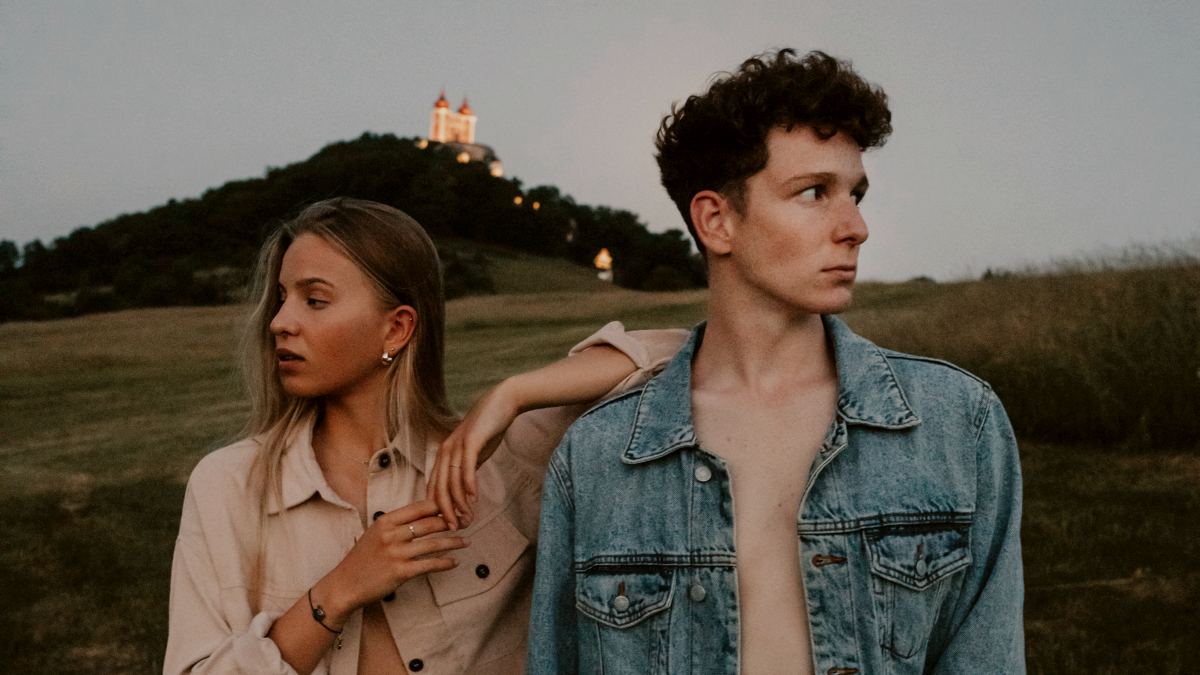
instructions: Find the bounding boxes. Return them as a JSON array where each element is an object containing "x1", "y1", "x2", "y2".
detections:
[
  {"x1": 573, "y1": 384, "x2": 647, "y2": 432},
  {"x1": 880, "y1": 347, "x2": 988, "y2": 388},
  {"x1": 877, "y1": 347, "x2": 996, "y2": 422}
]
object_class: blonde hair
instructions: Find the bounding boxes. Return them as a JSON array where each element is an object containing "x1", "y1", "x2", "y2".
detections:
[{"x1": 239, "y1": 198, "x2": 457, "y2": 598}]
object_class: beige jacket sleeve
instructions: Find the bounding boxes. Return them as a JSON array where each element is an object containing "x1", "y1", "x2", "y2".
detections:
[
  {"x1": 164, "y1": 463, "x2": 300, "y2": 675},
  {"x1": 500, "y1": 322, "x2": 688, "y2": 479}
]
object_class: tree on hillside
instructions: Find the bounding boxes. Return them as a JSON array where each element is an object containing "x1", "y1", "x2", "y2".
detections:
[
  {"x1": 1, "y1": 133, "x2": 703, "y2": 321},
  {"x1": 0, "y1": 240, "x2": 18, "y2": 276}
]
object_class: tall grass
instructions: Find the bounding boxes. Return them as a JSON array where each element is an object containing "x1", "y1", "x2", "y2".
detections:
[
  {"x1": 1, "y1": 257, "x2": 1197, "y2": 672},
  {"x1": 848, "y1": 263, "x2": 1200, "y2": 449}
]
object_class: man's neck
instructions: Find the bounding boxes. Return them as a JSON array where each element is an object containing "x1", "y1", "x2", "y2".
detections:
[{"x1": 694, "y1": 288, "x2": 836, "y2": 397}]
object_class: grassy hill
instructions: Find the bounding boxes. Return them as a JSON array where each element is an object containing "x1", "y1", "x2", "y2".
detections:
[{"x1": 1, "y1": 264, "x2": 1197, "y2": 673}]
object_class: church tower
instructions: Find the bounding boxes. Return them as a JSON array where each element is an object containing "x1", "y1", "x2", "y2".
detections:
[
  {"x1": 429, "y1": 90, "x2": 451, "y2": 142},
  {"x1": 454, "y1": 98, "x2": 476, "y2": 144}
]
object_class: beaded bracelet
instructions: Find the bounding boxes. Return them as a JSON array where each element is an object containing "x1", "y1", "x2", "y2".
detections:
[{"x1": 307, "y1": 587, "x2": 344, "y2": 650}]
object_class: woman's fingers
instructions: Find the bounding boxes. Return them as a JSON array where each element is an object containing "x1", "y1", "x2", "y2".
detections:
[
  {"x1": 406, "y1": 556, "x2": 459, "y2": 577},
  {"x1": 385, "y1": 499, "x2": 441, "y2": 526},
  {"x1": 406, "y1": 534, "x2": 468, "y2": 555},
  {"x1": 432, "y1": 443, "x2": 461, "y2": 530},
  {"x1": 448, "y1": 463, "x2": 471, "y2": 525},
  {"x1": 399, "y1": 515, "x2": 451, "y2": 540}
]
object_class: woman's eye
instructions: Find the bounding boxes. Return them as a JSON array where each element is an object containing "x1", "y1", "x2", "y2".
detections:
[
  {"x1": 306, "y1": 298, "x2": 328, "y2": 308},
  {"x1": 798, "y1": 186, "x2": 823, "y2": 202}
]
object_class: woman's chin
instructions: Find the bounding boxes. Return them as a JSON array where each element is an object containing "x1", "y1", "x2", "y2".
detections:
[{"x1": 278, "y1": 378, "x2": 323, "y2": 399}]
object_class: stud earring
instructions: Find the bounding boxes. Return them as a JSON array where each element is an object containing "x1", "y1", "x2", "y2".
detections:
[{"x1": 381, "y1": 350, "x2": 396, "y2": 366}]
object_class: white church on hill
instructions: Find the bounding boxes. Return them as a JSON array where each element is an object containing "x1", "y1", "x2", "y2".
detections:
[{"x1": 418, "y1": 91, "x2": 503, "y2": 177}]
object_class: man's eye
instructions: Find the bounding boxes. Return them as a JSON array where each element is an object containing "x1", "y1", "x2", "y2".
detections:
[
  {"x1": 798, "y1": 186, "x2": 823, "y2": 202},
  {"x1": 853, "y1": 191, "x2": 867, "y2": 205}
]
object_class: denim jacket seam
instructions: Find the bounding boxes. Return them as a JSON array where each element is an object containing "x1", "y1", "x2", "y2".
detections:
[
  {"x1": 547, "y1": 451, "x2": 575, "y2": 512},
  {"x1": 880, "y1": 350, "x2": 989, "y2": 388},
  {"x1": 971, "y1": 385, "x2": 996, "y2": 447},
  {"x1": 797, "y1": 511, "x2": 975, "y2": 535},
  {"x1": 574, "y1": 554, "x2": 738, "y2": 572}
]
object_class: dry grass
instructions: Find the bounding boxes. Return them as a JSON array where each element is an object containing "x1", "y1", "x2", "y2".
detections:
[
  {"x1": 1, "y1": 264, "x2": 1196, "y2": 672},
  {"x1": 846, "y1": 266, "x2": 1200, "y2": 448}
]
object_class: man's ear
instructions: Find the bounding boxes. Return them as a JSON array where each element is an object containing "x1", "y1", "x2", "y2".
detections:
[
  {"x1": 689, "y1": 190, "x2": 735, "y2": 256},
  {"x1": 383, "y1": 305, "x2": 417, "y2": 355}
]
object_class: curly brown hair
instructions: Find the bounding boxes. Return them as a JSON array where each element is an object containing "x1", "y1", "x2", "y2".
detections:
[{"x1": 655, "y1": 49, "x2": 892, "y2": 252}]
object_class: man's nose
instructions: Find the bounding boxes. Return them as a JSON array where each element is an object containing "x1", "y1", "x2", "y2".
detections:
[{"x1": 836, "y1": 199, "x2": 869, "y2": 246}]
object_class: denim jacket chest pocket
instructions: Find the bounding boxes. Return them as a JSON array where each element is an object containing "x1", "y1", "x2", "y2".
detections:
[
  {"x1": 574, "y1": 568, "x2": 675, "y2": 673},
  {"x1": 864, "y1": 522, "x2": 973, "y2": 660}
]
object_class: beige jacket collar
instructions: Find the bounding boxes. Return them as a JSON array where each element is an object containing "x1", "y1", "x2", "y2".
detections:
[{"x1": 266, "y1": 415, "x2": 434, "y2": 515}]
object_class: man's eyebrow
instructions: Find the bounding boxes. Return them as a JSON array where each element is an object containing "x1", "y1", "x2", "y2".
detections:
[
  {"x1": 780, "y1": 172, "x2": 870, "y2": 191},
  {"x1": 781, "y1": 172, "x2": 836, "y2": 188}
]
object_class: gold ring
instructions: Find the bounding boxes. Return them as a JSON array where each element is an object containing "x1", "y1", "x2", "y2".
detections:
[
  {"x1": 449, "y1": 464, "x2": 462, "y2": 469},
  {"x1": 408, "y1": 524, "x2": 417, "y2": 538}
]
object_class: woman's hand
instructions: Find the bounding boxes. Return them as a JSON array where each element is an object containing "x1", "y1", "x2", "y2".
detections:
[
  {"x1": 315, "y1": 500, "x2": 468, "y2": 626},
  {"x1": 427, "y1": 379, "x2": 521, "y2": 530}
]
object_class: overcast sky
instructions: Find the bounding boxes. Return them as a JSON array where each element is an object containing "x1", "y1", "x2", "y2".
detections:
[{"x1": 2, "y1": 1, "x2": 1197, "y2": 280}]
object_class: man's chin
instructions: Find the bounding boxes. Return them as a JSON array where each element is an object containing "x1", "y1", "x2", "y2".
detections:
[{"x1": 805, "y1": 288, "x2": 855, "y2": 315}]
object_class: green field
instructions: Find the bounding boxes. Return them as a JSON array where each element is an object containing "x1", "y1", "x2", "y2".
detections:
[{"x1": 1, "y1": 269, "x2": 1197, "y2": 673}]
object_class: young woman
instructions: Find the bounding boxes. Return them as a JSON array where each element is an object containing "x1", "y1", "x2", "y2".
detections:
[{"x1": 164, "y1": 198, "x2": 684, "y2": 674}]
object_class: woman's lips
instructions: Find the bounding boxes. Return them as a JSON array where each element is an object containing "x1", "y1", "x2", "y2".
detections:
[{"x1": 276, "y1": 349, "x2": 304, "y2": 371}]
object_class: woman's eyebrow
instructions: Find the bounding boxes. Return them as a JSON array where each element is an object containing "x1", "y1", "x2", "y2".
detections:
[{"x1": 296, "y1": 277, "x2": 334, "y2": 289}]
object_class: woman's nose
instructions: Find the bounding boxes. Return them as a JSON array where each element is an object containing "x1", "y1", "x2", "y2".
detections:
[{"x1": 269, "y1": 299, "x2": 295, "y2": 336}]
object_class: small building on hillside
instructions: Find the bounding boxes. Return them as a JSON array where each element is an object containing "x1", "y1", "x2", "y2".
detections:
[{"x1": 419, "y1": 91, "x2": 504, "y2": 177}]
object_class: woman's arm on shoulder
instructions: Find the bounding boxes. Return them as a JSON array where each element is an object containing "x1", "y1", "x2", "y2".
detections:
[{"x1": 428, "y1": 322, "x2": 687, "y2": 528}]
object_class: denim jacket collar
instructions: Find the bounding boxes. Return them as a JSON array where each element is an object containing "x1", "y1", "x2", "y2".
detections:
[{"x1": 622, "y1": 315, "x2": 921, "y2": 464}]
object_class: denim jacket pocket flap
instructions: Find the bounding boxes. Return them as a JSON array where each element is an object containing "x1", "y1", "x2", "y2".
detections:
[
  {"x1": 428, "y1": 509, "x2": 529, "y2": 606},
  {"x1": 575, "y1": 569, "x2": 674, "y2": 629},
  {"x1": 865, "y1": 523, "x2": 972, "y2": 591}
]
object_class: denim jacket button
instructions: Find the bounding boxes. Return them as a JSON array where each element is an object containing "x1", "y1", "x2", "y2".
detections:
[
  {"x1": 916, "y1": 558, "x2": 928, "y2": 576},
  {"x1": 689, "y1": 583, "x2": 707, "y2": 602},
  {"x1": 693, "y1": 464, "x2": 713, "y2": 483},
  {"x1": 612, "y1": 594, "x2": 630, "y2": 611}
]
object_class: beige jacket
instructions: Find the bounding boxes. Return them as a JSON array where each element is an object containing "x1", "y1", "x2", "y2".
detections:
[{"x1": 164, "y1": 323, "x2": 686, "y2": 674}]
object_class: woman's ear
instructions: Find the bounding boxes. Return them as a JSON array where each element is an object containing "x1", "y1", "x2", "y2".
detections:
[
  {"x1": 689, "y1": 190, "x2": 735, "y2": 257},
  {"x1": 383, "y1": 305, "x2": 417, "y2": 355}
]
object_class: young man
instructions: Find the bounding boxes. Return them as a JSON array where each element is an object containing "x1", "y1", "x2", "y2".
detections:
[{"x1": 528, "y1": 50, "x2": 1024, "y2": 674}]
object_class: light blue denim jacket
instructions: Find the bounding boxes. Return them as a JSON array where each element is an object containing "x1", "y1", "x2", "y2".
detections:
[{"x1": 528, "y1": 316, "x2": 1024, "y2": 674}]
